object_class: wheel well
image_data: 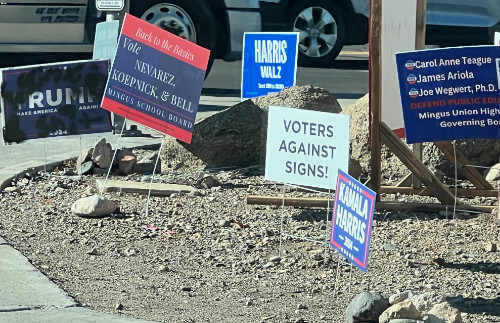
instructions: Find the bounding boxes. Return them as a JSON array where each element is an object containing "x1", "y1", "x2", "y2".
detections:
[
  {"x1": 128, "y1": 0, "x2": 226, "y2": 58},
  {"x1": 285, "y1": 0, "x2": 356, "y2": 15},
  {"x1": 203, "y1": 1, "x2": 230, "y2": 58},
  {"x1": 282, "y1": 0, "x2": 367, "y2": 45}
]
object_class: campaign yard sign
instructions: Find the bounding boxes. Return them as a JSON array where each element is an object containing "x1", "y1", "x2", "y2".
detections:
[
  {"x1": 101, "y1": 13, "x2": 210, "y2": 143},
  {"x1": 93, "y1": 20, "x2": 120, "y2": 63},
  {"x1": 1, "y1": 60, "x2": 112, "y2": 144},
  {"x1": 265, "y1": 106, "x2": 349, "y2": 189},
  {"x1": 330, "y1": 169, "x2": 376, "y2": 272},
  {"x1": 396, "y1": 46, "x2": 500, "y2": 143},
  {"x1": 241, "y1": 32, "x2": 299, "y2": 100}
]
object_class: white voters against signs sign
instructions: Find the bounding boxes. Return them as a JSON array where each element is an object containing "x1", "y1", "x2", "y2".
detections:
[{"x1": 265, "y1": 106, "x2": 349, "y2": 189}]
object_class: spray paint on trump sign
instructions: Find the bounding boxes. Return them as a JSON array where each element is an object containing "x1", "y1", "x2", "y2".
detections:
[
  {"x1": 265, "y1": 105, "x2": 349, "y2": 189},
  {"x1": 330, "y1": 169, "x2": 376, "y2": 272},
  {"x1": 1, "y1": 59, "x2": 112, "y2": 144}
]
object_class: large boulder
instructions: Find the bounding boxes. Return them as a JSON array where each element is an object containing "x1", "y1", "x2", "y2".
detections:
[
  {"x1": 179, "y1": 85, "x2": 342, "y2": 168},
  {"x1": 345, "y1": 292, "x2": 390, "y2": 323}
]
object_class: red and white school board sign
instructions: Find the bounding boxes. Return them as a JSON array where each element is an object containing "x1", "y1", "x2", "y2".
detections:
[
  {"x1": 101, "y1": 14, "x2": 210, "y2": 143},
  {"x1": 381, "y1": 0, "x2": 417, "y2": 137}
]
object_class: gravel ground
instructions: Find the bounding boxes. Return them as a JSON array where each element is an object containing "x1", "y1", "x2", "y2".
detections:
[{"x1": 1, "y1": 164, "x2": 500, "y2": 323}]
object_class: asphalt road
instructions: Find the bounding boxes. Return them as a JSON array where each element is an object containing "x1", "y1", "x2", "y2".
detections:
[{"x1": 202, "y1": 49, "x2": 369, "y2": 101}]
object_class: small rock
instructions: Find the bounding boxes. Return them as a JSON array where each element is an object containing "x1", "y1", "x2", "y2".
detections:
[
  {"x1": 181, "y1": 286, "x2": 192, "y2": 292},
  {"x1": 134, "y1": 152, "x2": 161, "y2": 174},
  {"x1": 261, "y1": 316, "x2": 276, "y2": 321},
  {"x1": 384, "y1": 243, "x2": 397, "y2": 251},
  {"x1": 425, "y1": 302, "x2": 463, "y2": 323},
  {"x1": 219, "y1": 219, "x2": 232, "y2": 227},
  {"x1": 115, "y1": 302, "x2": 124, "y2": 310},
  {"x1": 263, "y1": 262, "x2": 274, "y2": 269},
  {"x1": 345, "y1": 292, "x2": 390, "y2": 323},
  {"x1": 485, "y1": 241, "x2": 497, "y2": 252},
  {"x1": 269, "y1": 256, "x2": 281, "y2": 263},
  {"x1": 119, "y1": 155, "x2": 137, "y2": 175},
  {"x1": 86, "y1": 248, "x2": 99, "y2": 256},
  {"x1": 428, "y1": 257, "x2": 446, "y2": 267},
  {"x1": 4, "y1": 186, "x2": 21, "y2": 193},
  {"x1": 409, "y1": 293, "x2": 446, "y2": 313},
  {"x1": 485, "y1": 163, "x2": 500, "y2": 181},
  {"x1": 196, "y1": 174, "x2": 222, "y2": 189},
  {"x1": 406, "y1": 261, "x2": 417, "y2": 268},
  {"x1": 297, "y1": 304, "x2": 308, "y2": 310},
  {"x1": 158, "y1": 265, "x2": 170, "y2": 272},
  {"x1": 379, "y1": 300, "x2": 421, "y2": 323},
  {"x1": 92, "y1": 138, "x2": 113, "y2": 169},
  {"x1": 125, "y1": 248, "x2": 137, "y2": 256},
  {"x1": 389, "y1": 291, "x2": 417, "y2": 305},
  {"x1": 71, "y1": 195, "x2": 117, "y2": 217}
]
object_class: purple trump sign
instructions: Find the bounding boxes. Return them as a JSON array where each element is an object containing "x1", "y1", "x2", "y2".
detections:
[
  {"x1": 1, "y1": 60, "x2": 112, "y2": 143},
  {"x1": 330, "y1": 169, "x2": 376, "y2": 272}
]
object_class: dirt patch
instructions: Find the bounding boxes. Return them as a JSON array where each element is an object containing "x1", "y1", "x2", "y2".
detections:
[{"x1": 0, "y1": 164, "x2": 499, "y2": 322}]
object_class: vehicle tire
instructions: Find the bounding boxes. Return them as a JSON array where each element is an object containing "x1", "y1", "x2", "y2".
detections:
[
  {"x1": 289, "y1": 0, "x2": 346, "y2": 67},
  {"x1": 129, "y1": 0, "x2": 217, "y2": 76}
]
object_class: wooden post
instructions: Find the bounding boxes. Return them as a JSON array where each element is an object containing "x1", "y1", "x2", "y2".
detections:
[
  {"x1": 246, "y1": 195, "x2": 496, "y2": 213},
  {"x1": 369, "y1": 0, "x2": 382, "y2": 200},
  {"x1": 412, "y1": 0, "x2": 427, "y2": 188}
]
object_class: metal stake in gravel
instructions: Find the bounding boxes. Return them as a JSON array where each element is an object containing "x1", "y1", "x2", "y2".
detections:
[
  {"x1": 78, "y1": 137, "x2": 82, "y2": 176},
  {"x1": 43, "y1": 141, "x2": 47, "y2": 173},
  {"x1": 100, "y1": 120, "x2": 127, "y2": 196},
  {"x1": 279, "y1": 184, "x2": 286, "y2": 257},
  {"x1": 145, "y1": 138, "x2": 165, "y2": 217},
  {"x1": 277, "y1": 183, "x2": 332, "y2": 260}
]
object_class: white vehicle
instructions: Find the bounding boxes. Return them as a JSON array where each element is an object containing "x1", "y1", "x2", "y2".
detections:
[
  {"x1": 259, "y1": 0, "x2": 500, "y2": 67},
  {"x1": 0, "y1": 0, "x2": 261, "y2": 73}
]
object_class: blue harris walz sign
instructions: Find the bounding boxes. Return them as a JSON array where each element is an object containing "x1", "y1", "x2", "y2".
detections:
[
  {"x1": 396, "y1": 46, "x2": 500, "y2": 143},
  {"x1": 241, "y1": 32, "x2": 299, "y2": 100},
  {"x1": 330, "y1": 169, "x2": 376, "y2": 272},
  {"x1": 1, "y1": 60, "x2": 112, "y2": 144}
]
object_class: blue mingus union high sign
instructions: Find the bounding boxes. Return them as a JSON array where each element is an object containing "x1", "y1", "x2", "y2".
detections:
[{"x1": 396, "y1": 46, "x2": 500, "y2": 143}]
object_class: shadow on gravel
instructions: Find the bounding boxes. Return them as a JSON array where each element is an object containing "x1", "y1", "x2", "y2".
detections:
[
  {"x1": 443, "y1": 261, "x2": 500, "y2": 274},
  {"x1": 374, "y1": 212, "x2": 481, "y2": 222},
  {"x1": 293, "y1": 210, "x2": 331, "y2": 222},
  {"x1": 447, "y1": 295, "x2": 500, "y2": 316}
]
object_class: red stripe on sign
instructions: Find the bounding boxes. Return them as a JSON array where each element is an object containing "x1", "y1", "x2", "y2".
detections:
[
  {"x1": 331, "y1": 241, "x2": 341, "y2": 249},
  {"x1": 338, "y1": 173, "x2": 349, "y2": 183},
  {"x1": 121, "y1": 13, "x2": 210, "y2": 71},
  {"x1": 101, "y1": 97, "x2": 193, "y2": 143},
  {"x1": 354, "y1": 258, "x2": 365, "y2": 267}
]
